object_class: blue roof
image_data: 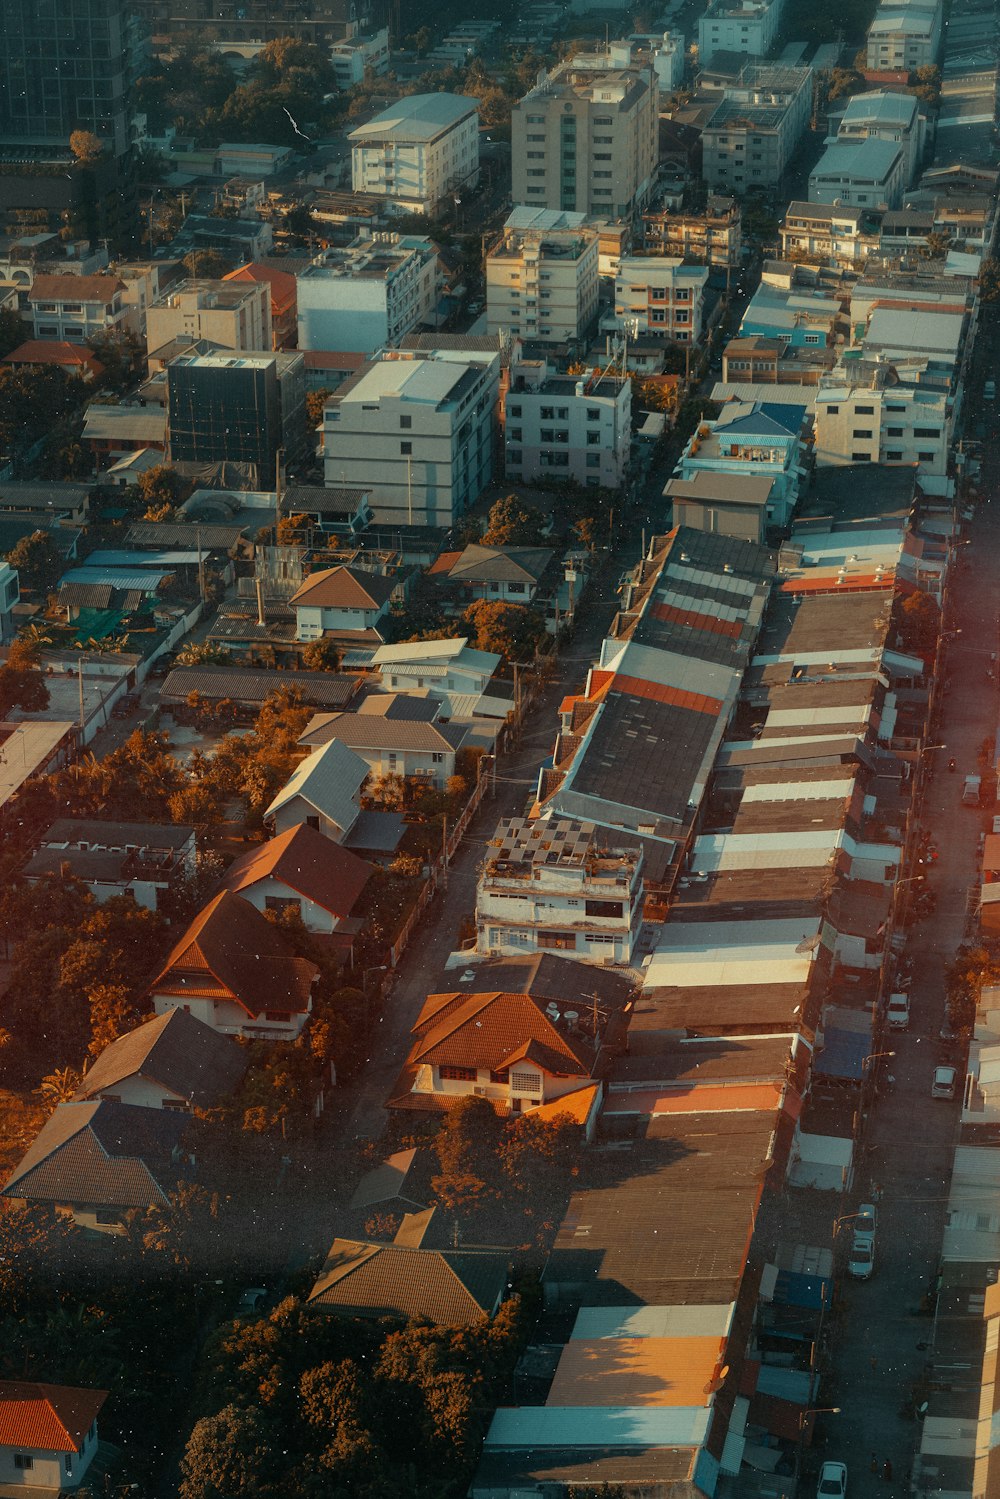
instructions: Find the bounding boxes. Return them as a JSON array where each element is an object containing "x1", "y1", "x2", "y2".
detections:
[
  {"x1": 80, "y1": 549, "x2": 201, "y2": 567},
  {"x1": 60, "y1": 568, "x2": 170, "y2": 593},
  {"x1": 814, "y1": 1024, "x2": 870, "y2": 1081},
  {"x1": 718, "y1": 402, "x2": 806, "y2": 437},
  {"x1": 772, "y1": 1269, "x2": 830, "y2": 1309}
]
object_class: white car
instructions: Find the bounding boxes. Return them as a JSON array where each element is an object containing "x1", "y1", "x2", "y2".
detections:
[
  {"x1": 854, "y1": 1203, "x2": 877, "y2": 1238},
  {"x1": 848, "y1": 1236, "x2": 875, "y2": 1280},
  {"x1": 887, "y1": 992, "x2": 910, "y2": 1030},
  {"x1": 932, "y1": 1065, "x2": 957, "y2": 1100},
  {"x1": 818, "y1": 1462, "x2": 847, "y2": 1499}
]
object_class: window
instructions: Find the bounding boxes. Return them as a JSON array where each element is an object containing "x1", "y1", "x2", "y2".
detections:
[
  {"x1": 917, "y1": 451, "x2": 936, "y2": 461},
  {"x1": 593, "y1": 170, "x2": 612, "y2": 178},
  {"x1": 508, "y1": 581, "x2": 526, "y2": 594},
  {"x1": 65, "y1": 1455, "x2": 74, "y2": 1478},
  {"x1": 508, "y1": 427, "x2": 522, "y2": 442},
  {"x1": 586, "y1": 898, "x2": 624, "y2": 918},
  {"x1": 527, "y1": 133, "x2": 545, "y2": 141},
  {"x1": 594, "y1": 135, "x2": 613, "y2": 143},
  {"x1": 508, "y1": 403, "x2": 521, "y2": 417},
  {"x1": 826, "y1": 405, "x2": 839, "y2": 415},
  {"x1": 587, "y1": 932, "x2": 616, "y2": 943},
  {"x1": 265, "y1": 1011, "x2": 290, "y2": 1023},
  {"x1": 852, "y1": 429, "x2": 873, "y2": 438},
  {"x1": 594, "y1": 152, "x2": 612, "y2": 160},
  {"x1": 489, "y1": 1068, "x2": 509, "y2": 1083},
  {"x1": 587, "y1": 408, "x2": 601, "y2": 421},
  {"x1": 886, "y1": 426, "x2": 904, "y2": 436},
  {"x1": 526, "y1": 151, "x2": 545, "y2": 159},
  {"x1": 399, "y1": 414, "x2": 411, "y2": 428},
  {"x1": 14, "y1": 1456, "x2": 33, "y2": 1472},
  {"x1": 511, "y1": 1069, "x2": 540, "y2": 1092},
  {"x1": 540, "y1": 406, "x2": 555, "y2": 419},
  {"x1": 265, "y1": 895, "x2": 300, "y2": 916},
  {"x1": 440, "y1": 1065, "x2": 477, "y2": 1081},
  {"x1": 592, "y1": 188, "x2": 612, "y2": 197},
  {"x1": 586, "y1": 453, "x2": 600, "y2": 468},
  {"x1": 586, "y1": 431, "x2": 601, "y2": 445},
  {"x1": 851, "y1": 451, "x2": 872, "y2": 461},
  {"x1": 507, "y1": 450, "x2": 522, "y2": 465},
  {"x1": 885, "y1": 450, "x2": 903, "y2": 460},
  {"x1": 914, "y1": 427, "x2": 940, "y2": 438},
  {"x1": 856, "y1": 404, "x2": 875, "y2": 415},
  {"x1": 540, "y1": 428, "x2": 554, "y2": 443},
  {"x1": 95, "y1": 1210, "x2": 120, "y2": 1225},
  {"x1": 594, "y1": 115, "x2": 613, "y2": 124}
]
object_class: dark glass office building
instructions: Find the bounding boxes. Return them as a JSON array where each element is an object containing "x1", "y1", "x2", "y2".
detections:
[{"x1": 167, "y1": 355, "x2": 282, "y2": 483}]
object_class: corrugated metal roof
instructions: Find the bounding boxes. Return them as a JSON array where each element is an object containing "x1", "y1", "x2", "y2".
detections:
[
  {"x1": 60, "y1": 568, "x2": 169, "y2": 592},
  {"x1": 570, "y1": 1304, "x2": 736, "y2": 1340},
  {"x1": 485, "y1": 1405, "x2": 713, "y2": 1450}
]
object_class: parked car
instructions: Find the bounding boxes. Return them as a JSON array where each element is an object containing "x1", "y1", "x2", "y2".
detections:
[
  {"x1": 887, "y1": 992, "x2": 910, "y2": 1030},
  {"x1": 848, "y1": 1235, "x2": 875, "y2": 1280},
  {"x1": 817, "y1": 1462, "x2": 847, "y2": 1499},
  {"x1": 854, "y1": 1202, "x2": 877, "y2": 1238},
  {"x1": 985, "y1": 378, "x2": 996, "y2": 400},
  {"x1": 932, "y1": 1065, "x2": 957, "y2": 1100}
]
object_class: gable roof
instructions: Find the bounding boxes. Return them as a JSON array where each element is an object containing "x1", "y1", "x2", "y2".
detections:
[
  {"x1": 73, "y1": 1008, "x2": 247, "y2": 1109},
  {"x1": 356, "y1": 691, "x2": 440, "y2": 722},
  {"x1": 28, "y1": 274, "x2": 125, "y2": 305},
  {"x1": 3, "y1": 340, "x2": 104, "y2": 372},
  {"x1": 223, "y1": 262, "x2": 296, "y2": 306},
  {"x1": 348, "y1": 1147, "x2": 426, "y2": 1212},
  {"x1": 307, "y1": 1239, "x2": 508, "y2": 1325},
  {"x1": 411, "y1": 991, "x2": 595, "y2": 1075},
  {"x1": 714, "y1": 400, "x2": 805, "y2": 437},
  {"x1": 160, "y1": 664, "x2": 360, "y2": 710},
  {"x1": 264, "y1": 738, "x2": 368, "y2": 834},
  {"x1": 289, "y1": 565, "x2": 396, "y2": 611},
  {"x1": 296, "y1": 709, "x2": 467, "y2": 755},
  {"x1": 446, "y1": 952, "x2": 637, "y2": 1011},
  {"x1": 149, "y1": 891, "x2": 318, "y2": 1016},
  {"x1": 216, "y1": 822, "x2": 372, "y2": 918},
  {"x1": 2, "y1": 1100, "x2": 188, "y2": 1209},
  {"x1": 443, "y1": 544, "x2": 555, "y2": 585},
  {"x1": 0, "y1": 1383, "x2": 108, "y2": 1454}
]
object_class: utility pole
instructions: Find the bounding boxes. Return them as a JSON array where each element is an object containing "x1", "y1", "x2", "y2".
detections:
[
  {"x1": 441, "y1": 813, "x2": 449, "y2": 889},
  {"x1": 77, "y1": 659, "x2": 85, "y2": 731},
  {"x1": 196, "y1": 525, "x2": 205, "y2": 604}
]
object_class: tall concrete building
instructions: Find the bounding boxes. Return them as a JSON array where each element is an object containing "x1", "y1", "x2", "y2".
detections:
[
  {"x1": 297, "y1": 233, "x2": 442, "y2": 354},
  {"x1": 349, "y1": 94, "x2": 480, "y2": 217},
  {"x1": 0, "y1": 0, "x2": 146, "y2": 248},
  {"x1": 486, "y1": 227, "x2": 600, "y2": 345},
  {"x1": 701, "y1": 62, "x2": 812, "y2": 192},
  {"x1": 512, "y1": 54, "x2": 658, "y2": 220}
]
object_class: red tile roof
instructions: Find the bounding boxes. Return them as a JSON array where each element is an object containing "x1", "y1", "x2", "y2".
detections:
[
  {"x1": 651, "y1": 600, "x2": 744, "y2": 640},
  {"x1": 302, "y1": 350, "x2": 367, "y2": 370},
  {"x1": 224, "y1": 262, "x2": 296, "y2": 310},
  {"x1": 613, "y1": 673, "x2": 723, "y2": 717},
  {"x1": 216, "y1": 823, "x2": 372, "y2": 919},
  {"x1": 410, "y1": 991, "x2": 595, "y2": 1074},
  {"x1": 0, "y1": 1382, "x2": 107, "y2": 1453},
  {"x1": 3, "y1": 340, "x2": 104, "y2": 373},
  {"x1": 289, "y1": 565, "x2": 396, "y2": 611},
  {"x1": 149, "y1": 891, "x2": 318, "y2": 1016}
]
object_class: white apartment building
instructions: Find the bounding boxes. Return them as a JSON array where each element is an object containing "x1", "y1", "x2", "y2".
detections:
[
  {"x1": 809, "y1": 138, "x2": 907, "y2": 210},
  {"x1": 145, "y1": 278, "x2": 271, "y2": 357},
  {"x1": 831, "y1": 91, "x2": 925, "y2": 188},
  {"x1": 702, "y1": 62, "x2": 813, "y2": 192},
  {"x1": 486, "y1": 227, "x2": 599, "y2": 344},
  {"x1": 866, "y1": 1, "x2": 942, "y2": 69},
  {"x1": 296, "y1": 233, "x2": 441, "y2": 353},
  {"x1": 511, "y1": 56, "x2": 658, "y2": 219},
  {"x1": 505, "y1": 359, "x2": 632, "y2": 488},
  {"x1": 28, "y1": 273, "x2": 128, "y2": 342},
  {"x1": 322, "y1": 348, "x2": 500, "y2": 528},
  {"x1": 779, "y1": 202, "x2": 882, "y2": 266},
  {"x1": 614, "y1": 257, "x2": 709, "y2": 342},
  {"x1": 698, "y1": 0, "x2": 785, "y2": 66},
  {"x1": 349, "y1": 93, "x2": 480, "y2": 216},
  {"x1": 330, "y1": 26, "x2": 389, "y2": 88},
  {"x1": 814, "y1": 358, "x2": 952, "y2": 475},
  {"x1": 626, "y1": 31, "x2": 686, "y2": 91},
  {"x1": 476, "y1": 816, "x2": 645, "y2": 964}
]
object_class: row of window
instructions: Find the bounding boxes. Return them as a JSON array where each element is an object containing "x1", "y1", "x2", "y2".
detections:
[{"x1": 507, "y1": 404, "x2": 604, "y2": 420}]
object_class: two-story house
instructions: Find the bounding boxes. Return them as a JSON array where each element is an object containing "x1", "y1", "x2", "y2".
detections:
[
  {"x1": 672, "y1": 399, "x2": 809, "y2": 528},
  {"x1": 428, "y1": 544, "x2": 555, "y2": 607},
  {"x1": 0, "y1": 1382, "x2": 107, "y2": 1492},
  {"x1": 25, "y1": 818, "x2": 197, "y2": 912},
  {"x1": 289, "y1": 565, "x2": 395, "y2": 643},
  {"x1": 372, "y1": 638, "x2": 514, "y2": 720},
  {"x1": 148, "y1": 891, "x2": 320, "y2": 1041},
  {"x1": 27, "y1": 274, "x2": 127, "y2": 343},
  {"x1": 264, "y1": 739, "x2": 369, "y2": 844},
  {"x1": 298, "y1": 705, "x2": 468, "y2": 790},
  {"x1": 216, "y1": 822, "x2": 372, "y2": 935},
  {"x1": 72, "y1": 1007, "x2": 247, "y2": 1112},
  {"x1": 476, "y1": 816, "x2": 644, "y2": 964}
]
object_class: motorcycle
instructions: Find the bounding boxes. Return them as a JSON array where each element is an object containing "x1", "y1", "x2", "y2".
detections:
[{"x1": 948, "y1": 758, "x2": 957, "y2": 772}]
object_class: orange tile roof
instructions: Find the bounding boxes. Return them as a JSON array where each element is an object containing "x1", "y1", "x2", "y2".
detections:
[
  {"x1": 603, "y1": 1081, "x2": 784, "y2": 1117},
  {"x1": 28, "y1": 273, "x2": 125, "y2": 304},
  {"x1": 613, "y1": 673, "x2": 723, "y2": 717},
  {"x1": 224, "y1": 262, "x2": 296, "y2": 310},
  {"x1": 216, "y1": 823, "x2": 372, "y2": 919},
  {"x1": 409, "y1": 991, "x2": 594, "y2": 1076},
  {"x1": 428, "y1": 550, "x2": 463, "y2": 576},
  {"x1": 531, "y1": 1082, "x2": 602, "y2": 1126},
  {"x1": 149, "y1": 891, "x2": 318, "y2": 1017},
  {"x1": 4, "y1": 340, "x2": 103, "y2": 371},
  {"x1": 779, "y1": 575, "x2": 893, "y2": 595},
  {"x1": 0, "y1": 1382, "x2": 107, "y2": 1453}
]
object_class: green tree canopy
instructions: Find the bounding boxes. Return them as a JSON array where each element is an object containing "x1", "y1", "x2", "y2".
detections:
[
  {"x1": 481, "y1": 493, "x2": 547, "y2": 546},
  {"x1": 5, "y1": 529, "x2": 64, "y2": 595},
  {"x1": 463, "y1": 599, "x2": 546, "y2": 661}
]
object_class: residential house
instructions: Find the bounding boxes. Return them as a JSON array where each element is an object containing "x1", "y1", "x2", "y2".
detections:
[
  {"x1": 148, "y1": 890, "x2": 320, "y2": 1041},
  {"x1": 2, "y1": 1100, "x2": 191, "y2": 1234},
  {"x1": 739, "y1": 277, "x2": 844, "y2": 348},
  {"x1": 722, "y1": 334, "x2": 836, "y2": 386},
  {"x1": 298, "y1": 705, "x2": 467, "y2": 789},
  {"x1": 809, "y1": 138, "x2": 907, "y2": 211},
  {"x1": 387, "y1": 980, "x2": 615, "y2": 1120},
  {"x1": 289, "y1": 566, "x2": 395, "y2": 642},
  {"x1": 476, "y1": 815, "x2": 644, "y2": 964},
  {"x1": 82, "y1": 405, "x2": 168, "y2": 466},
  {"x1": 779, "y1": 201, "x2": 882, "y2": 267},
  {"x1": 486, "y1": 227, "x2": 600, "y2": 346},
  {"x1": 307, "y1": 1239, "x2": 509, "y2": 1325},
  {"x1": 0, "y1": 1382, "x2": 107, "y2": 1492},
  {"x1": 159, "y1": 665, "x2": 361, "y2": 719},
  {"x1": 673, "y1": 399, "x2": 808, "y2": 526},
  {"x1": 25, "y1": 818, "x2": 196, "y2": 911},
  {"x1": 322, "y1": 348, "x2": 501, "y2": 529},
  {"x1": 0, "y1": 482, "x2": 89, "y2": 528},
  {"x1": 429, "y1": 544, "x2": 556, "y2": 606},
  {"x1": 511, "y1": 58, "x2": 658, "y2": 219},
  {"x1": 641, "y1": 196, "x2": 742, "y2": 268},
  {"x1": 296, "y1": 233, "x2": 442, "y2": 354},
  {"x1": 264, "y1": 738, "x2": 369, "y2": 844},
  {"x1": 613, "y1": 257, "x2": 709, "y2": 344},
  {"x1": 350, "y1": 94, "x2": 480, "y2": 216},
  {"x1": 3, "y1": 341, "x2": 105, "y2": 381},
  {"x1": 664, "y1": 470, "x2": 776, "y2": 543},
  {"x1": 72, "y1": 1007, "x2": 247, "y2": 1112},
  {"x1": 505, "y1": 359, "x2": 631, "y2": 489},
  {"x1": 216, "y1": 822, "x2": 373, "y2": 934},
  {"x1": 223, "y1": 262, "x2": 298, "y2": 349},
  {"x1": 372, "y1": 638, "x2": 513, "y2": 720},
  {"x1": 27, "y1": 274, "x2": 127, "y2": 342}
]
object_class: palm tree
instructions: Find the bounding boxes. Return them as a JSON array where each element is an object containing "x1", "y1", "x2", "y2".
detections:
[{"x1": 35, "y1": 1066, "x2": 82, "y2": 1108}]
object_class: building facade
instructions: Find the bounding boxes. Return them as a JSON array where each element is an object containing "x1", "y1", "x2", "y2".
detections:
[
  {"x1": 866, "y1": 0, "x2": 942, "y2": 69},
  {"x1": 323, "y1": 348, "x2": 501, "y2": 528},
  {"x1": 614, "y1": 257, "x2": 709, "y2": 342},
  {"x1": 673, "y1": 398, "x2": 807, "y2": 525},
  {"x1": 779, "y1": 201, "x2": 882, "y2": 266},
  {"x1": 297, "y1": 233, "x2": 441, "y2": 353},
  {"x1": 809, "y1": 139, "x2": 907, "y2": 211},
  {"x1": 349, "y1": 93, "x2": 480, "y2": 216},
  {"x1": 814, "y1": 360, "x2": 952, "y2": 475},
  {"x1": 698, "y1": 0, "x2": 785, "y2": 64},
  {"x1": 511, "y1": 57, "x2": 658, "y2": 220},
  {"x1": 831, "y1": 91, "x2": 925, "y2": 189},
  {"x1": 505, "y1": 360, "x2": 632, "y2": 489},
  {"x1": 642, "y1": 196, "x2": 742, "y2": 266},
  {"x1": 145, "y1": 278, "x2": 272, "y2": 357},
  {"x1": 486, "y1": 227, "x2": 600, "y2": 345},
  {"x1": 701, "y1": 62, "x2": 813, "y2": 192},
  {"x1": 167, "y1": 354, "x2": 281, "y2": 476},
  {"x1": 137, "y1": 0, "x2": 380, "y2": 44}
]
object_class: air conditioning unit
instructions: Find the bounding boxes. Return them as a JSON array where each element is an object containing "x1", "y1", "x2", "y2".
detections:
[{"x1": 474, "y1": 1086, "x2": 488, "y2": 1097}]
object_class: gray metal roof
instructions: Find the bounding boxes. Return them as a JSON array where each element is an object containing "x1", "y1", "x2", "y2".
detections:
[{"x1": 160, "y1": 665, "x2": 359, "y2": 708}]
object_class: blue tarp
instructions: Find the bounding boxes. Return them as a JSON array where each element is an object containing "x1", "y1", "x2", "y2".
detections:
[
  {"x1": 815, "y1": 1026, "x2": 870, "y2": 1081},
  {"x1": 772, "y1": 1269, "x2": 830, "y2": 1310}
]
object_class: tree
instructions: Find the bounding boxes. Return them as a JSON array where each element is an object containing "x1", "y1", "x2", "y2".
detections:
[
  {"x1": 481, "y1": 494, "x2": 547, "y2": 546},
  {"x1": 825, "y1": 66, "x2": 865, "y2": 101},
  {"x1": 921, "y1": 230, "x2": 951, "y2": 260},
  {"x1": 5, "y1": 529, "x2": 64, "y2": 595},
  {"x1": 897, "y1": 588, "x2": 939, "y2": 655},
  {"x1": 167, "y1": 782, "x2": 224, "y2": 833},
  {"x1": 305, "y1": 388, "x2": 331, "y2": 426},
  {"x1": 979, "y1": 257, "x2": 1000, "y2": 304},
  {"x1": 912, "y1": 63, "x2": 941, "y2": 107},
  {"x1": 276, "y1": 511, "x2": 310, "y2": 545},
  {"x1": 35, "y1": 1066, "x2": 82, "y2": 1108},
  {"x1": 183, "y1": 248, "x2": 232, "y2": 280},
  {"x1": 431, "y1": 1094, "x2": 503, "y2": 1213},
  {"x1": 179, "y1": 1403, "x2": 280, "y2": 1499},
  {"x1": 300, "y1": 636, "x2": 341, "y2": 672},
  {"x1": 0, "y1": 367, "x2": 79, "y2": 457},
  {"x1": 69, "y1": 130, "x2": 103, "y2": 164},
  {"x1": 86, "y1": 982, "x2": 138, "y2": 1059},
  {"x1": 138, "y1": 464, "x2": 188, "y2": 511},
  {"x1": 363, "y1": 772, "x2": 406, "y2": 809},
  {"x1": 0, "y1": 646, "x2": 49, "y2": 717},
  {"x1": 176, "y1": 641, "x2": 233, "y2": 667},
  {"x1": 463, "y1": 599, "x2": 546, "y2": 661},
  {"x1": 0, "y1": 1202, "x2": 80, "y2": 1319},
  {"x1": 0, "y1": 306, "x2": 25, "y2": 360},
  {"x1": 946, "y1": 941, "x2": 1000, "y2": 1031},
  {"x1": 87, "y1": 328, "x2": 145, "y2": 391}
]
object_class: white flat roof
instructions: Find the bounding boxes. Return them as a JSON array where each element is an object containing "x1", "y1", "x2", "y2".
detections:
[{"x1": 350, "y1": 92, "x2": 478, "y2": 143}]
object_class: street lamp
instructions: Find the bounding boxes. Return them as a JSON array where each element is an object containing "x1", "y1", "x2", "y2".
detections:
[
  {"x1": 799, "y1": 1406, "x2": 840, "y2": 1430},
  {"x1": 863, "y1": 1050, "x2": 896, "y2": 1069}
]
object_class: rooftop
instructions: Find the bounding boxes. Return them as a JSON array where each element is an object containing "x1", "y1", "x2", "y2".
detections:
[
  {"x1": 73, "y1": 1007, "x2": 246, "y2": 1110},
  {"x1": 0, "y1": 1384, "x2": 108, "y2": 1455},
  {"x1": 811, "y1": 138, "x2": 905, "y2": 181},
  {"x1": 349, "y1": 92, "x2": 479, "y2": 143}
]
